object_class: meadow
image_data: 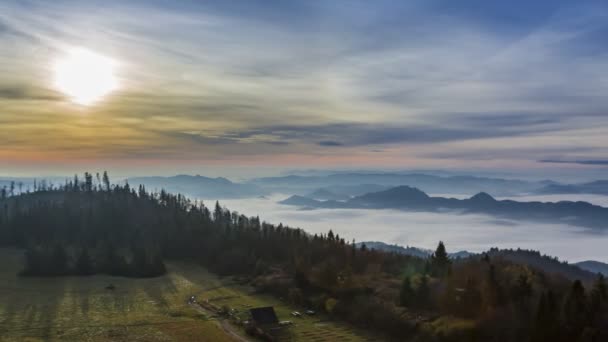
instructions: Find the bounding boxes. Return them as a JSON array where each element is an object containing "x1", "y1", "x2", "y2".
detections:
[{"x1": 0, "y1": 248, "x2": 381, "y2": 341}]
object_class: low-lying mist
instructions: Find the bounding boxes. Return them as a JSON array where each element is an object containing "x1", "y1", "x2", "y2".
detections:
[{"x1": 211, "y1": 194, "x2": 608, "y2": 263}]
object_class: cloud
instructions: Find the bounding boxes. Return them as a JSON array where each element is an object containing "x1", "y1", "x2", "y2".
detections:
[
  {"x1": 0, "y1": 0, "x2": 608, "y2": 174},
  {"x1": 0, "y1": 85, "x2": 61, "y2": 101},
  {"x1": 198, "y1": 113, "x2": 571, "y2": 148},
  {"x1": 318, "y1": 141, "x2": 343, "y2": 147},
  {"x1": 221, "y1": 195, "x2": 608, "y2": 263},
  {"x1": 539, "y1": 159, "x2": 608, "y2": 166}
]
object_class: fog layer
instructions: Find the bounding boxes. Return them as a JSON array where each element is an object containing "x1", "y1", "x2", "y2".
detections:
[{"x1": 214, "y1": 194, "x2": 608, "y2": 263}]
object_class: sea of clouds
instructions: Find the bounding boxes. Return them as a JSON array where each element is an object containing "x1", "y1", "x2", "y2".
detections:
[{"x1": 211, "y1": 193, "x2": 608, "y2": 263}]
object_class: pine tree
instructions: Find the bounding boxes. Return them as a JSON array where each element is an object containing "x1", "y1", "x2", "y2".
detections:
[
  {"x1": 399, "y1": 276, "x2": 414, "y2": 307},
  {"x1": 415, "y1": 275, "x2": 431, "y2": 309},
  {"x1": 22, "y1": 246, "x2": 43, "y2": 275},
  {"x1": 214, "y1": 201, "x2": 223, "y2": 224},
  {"x1": 533, "y1": 291, "x2": 559, "y2": 342},
  {"x1": 592, "y1": 274, "x2": 607, "y2": 301},
  {"x1": 102, "y1": 171, "x2": 111, "y2": 191},
  {"x1": 589, "y1": 274, "x2": 607, "y2": 325},
  {"x1": 75, "y1": 248, "x2": 94, "y2": 275},
  {"x1": 483, "y1": 264, "x2": 504, "y2": 311},
  {"x1": 512, "y1": 273, "x2": 533, "y2": 305},
  {"x1": 563, "y1": 280, "x2": 587, "y2": 338},
  {"x1": 100, "y1": 243, "x2": 128, "y2": 276},
  {"x1": 51, "y1": 244, "x2": 69, "y2": 275},
  {"x1": 462, "y1": 277, "x2": 482, "y2": 317},
  {"x1": 431, "y1": 241, "x2": 450, "y2": 277},
  {"x1": 132, "y1": 246, "x2": 148, "y2": 277}
]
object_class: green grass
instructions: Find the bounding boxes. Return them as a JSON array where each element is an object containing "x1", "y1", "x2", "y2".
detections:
[
  {"x1": 200, "y1": 283, "x2": 384, "y2": 341},
  {"x1": 0, "y1": 248, "x2": 387, "y2": 341},
  {"x1": 0, "y1": 248, "x2": 232, "y2": 341}
]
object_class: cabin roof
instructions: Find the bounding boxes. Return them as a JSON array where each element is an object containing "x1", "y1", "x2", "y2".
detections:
[{"x1": 250, "y1": 306, "x2": 279, "y2": 325}]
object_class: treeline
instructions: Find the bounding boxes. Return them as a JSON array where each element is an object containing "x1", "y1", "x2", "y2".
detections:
[
  {"x1": 485, "y1": 247, "x2": 597, "y2": 282},
  {"x1": 410, "y1": 252, "x2": 608, "y2": 341},
  {"x1": 21, "y1": 243, "x2": 165, "y2": 278},
  {"x1": 0, "y1": 172, "x2": 606, "y2": 341},
  {"x1": 0, "y1": 172, "x2": 417, "y2": 279}
]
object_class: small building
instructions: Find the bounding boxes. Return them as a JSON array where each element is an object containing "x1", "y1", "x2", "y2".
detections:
[
  {"x1": 250, "y1": 306, "x2": 279, "y2": 326},
  {"x1": 248, "y1": 307, "x2": 292, "y2": 341}
]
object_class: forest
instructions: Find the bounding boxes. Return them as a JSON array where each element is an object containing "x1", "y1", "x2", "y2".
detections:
[{"x1": 0, "y1": 172, "x2": 607, "y2": 341}]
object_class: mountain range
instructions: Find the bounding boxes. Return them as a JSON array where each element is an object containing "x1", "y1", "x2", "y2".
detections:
[
  {"x1": 6, "y1": 172, "x2": 608, "y2": 201},
  {"x1": 127, "y1": 175, "x2": 264, "y2": 199},
  {"x1": 280, "y1": 185, "x2": 608, "y2": 229},
  {"x1": 250, "y1": 172, "x2": 545, "y2": 196},
  {"x1": 536, "y1": 180, "x2": 608, "y2": 195}
]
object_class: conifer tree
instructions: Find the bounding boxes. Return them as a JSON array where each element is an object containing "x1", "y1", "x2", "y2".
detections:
[
  {"x1": 431, "y1": 241, "x2": 450, "y2": 277},
  {"x1": 400, "y1": 276, "x2": 414, "y2": 307},
  {"x1": 102, "y1": 171, "x2": 111, "y2": 191},
  {"x1": 563, "y1": 280, "x2": 587, "y2": 337},
  {"x1": 75, "y1": 248, "x2": 94, "y2": 275}
]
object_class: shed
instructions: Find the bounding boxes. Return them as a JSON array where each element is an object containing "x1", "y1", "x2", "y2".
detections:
[{"x1": 249, "y1": 306, "x2": 279, "y2": 326}]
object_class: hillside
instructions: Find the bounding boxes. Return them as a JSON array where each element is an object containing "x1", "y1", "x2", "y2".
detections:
[
  {"x1": 0, "y1": 248, "x2": 237, "y2": 342},
  {"x1": 360, "y1": 242, "x2": 599, "y2": 282},
  {"x1": 0, "y1": 248, "x2": 378, "y2": 342},
  {"x1": 1, "y1": 173, "x2": 607, "y2": 341},
  {"x1": 575, "y1": 260, "x2": 608, "y2": 276}
]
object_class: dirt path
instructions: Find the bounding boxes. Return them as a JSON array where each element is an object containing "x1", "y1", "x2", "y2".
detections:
[{"x1": 188, "y1": 302, "x2": 250, "y2": 342}]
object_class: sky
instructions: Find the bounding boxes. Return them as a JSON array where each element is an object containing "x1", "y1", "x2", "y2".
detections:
[{"x1": 1, "y1": 0, "x2": 608, "y2": 178}]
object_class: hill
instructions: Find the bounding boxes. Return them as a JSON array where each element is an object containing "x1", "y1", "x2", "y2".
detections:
[
  {"x1": 251, "y1": 172, "x2": 544, "y2": 196},
  {"x1": 128, "y1": 174, "x2": 264, "y2": 199},
  {"x1": 360, "y1": 242, "x2": 599, "y2": 282},
  {"x1": 323, "y1": 184, "x2": 390, "y2": 197},
  {"x1": 575, "y1": 260, "x2": 608, "y2": 276},
  {"x1": 358, "y1": 241, "x2": 473, "y2": 259},
  {"x1": 280, "y1": 186, "x2": 608, "y2": 229},
  {"x1": 484, "y1": 248, "x2": 599, "y2": 282},
  {"x1": 537, "y1": 180, "x2": 608, "y2": 195},
  {"x1": 306, "y1": 188, "x2": 350, "y2": 201}
]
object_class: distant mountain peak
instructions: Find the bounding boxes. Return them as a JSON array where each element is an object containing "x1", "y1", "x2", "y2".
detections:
[
  {"x1": 279, "y1": 195, "x2": 321, "y2": 207},
  {"x1": 574, "y1": 260, "x2": 608, "y2": 276},
  {"x1": 469, "y1": 192, "x2": 496, "y2": 202},
  {"x1": 280, "y1": 184, "x2": 608, "y2": 229},
  {"x1": 384, "y1": 185, "x2": 429, "y2": 198}
]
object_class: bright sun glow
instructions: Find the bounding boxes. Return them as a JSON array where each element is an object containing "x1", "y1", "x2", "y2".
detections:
[{"x1": 53, "y1": 48, "x2": 119, "y2": 105}]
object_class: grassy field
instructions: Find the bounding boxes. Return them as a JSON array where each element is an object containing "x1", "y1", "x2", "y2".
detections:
[
  {"x1": 199, "y1": 282, "x2": 384, "y2": 342},
  {"x1": 0, "y1": 249, "x2": 385, "y2": 341}
]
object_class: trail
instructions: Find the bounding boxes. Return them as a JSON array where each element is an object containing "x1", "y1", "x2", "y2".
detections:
[{"x1": 188, "y1": 301, "x2": 250, "y2": 342}]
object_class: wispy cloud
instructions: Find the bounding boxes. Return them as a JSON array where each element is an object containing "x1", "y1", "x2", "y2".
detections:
[
  {"x1": 318, "y1": 141, "x2": 343, "y2": 147},
  {"x1": 0, "y1": 0, "x2": 607, "y2": 174},
  {"x1": 539, "y1": 159, "x2": 608, "y2": 166}
]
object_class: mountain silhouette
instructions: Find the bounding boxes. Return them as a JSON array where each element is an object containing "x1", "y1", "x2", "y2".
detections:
[{"x1": 280, "y1": 186, "x2": 608, "y2": 229}]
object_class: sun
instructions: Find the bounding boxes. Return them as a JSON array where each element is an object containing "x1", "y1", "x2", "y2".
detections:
[{"x1": 53, "y1": 48, "x2": 119, "y2": 105}]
